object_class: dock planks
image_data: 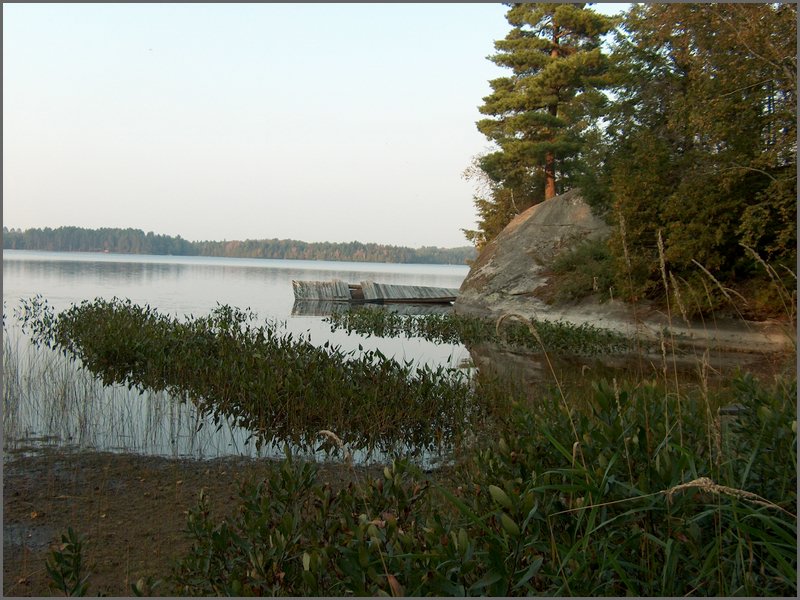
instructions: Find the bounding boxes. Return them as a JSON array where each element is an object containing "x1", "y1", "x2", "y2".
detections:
[
  {"x1": 291, "y1": 279, "x2": 459, "y2": 304},
  {"x1": 292, "y1": 279, "x2": 351, "y2": 301},
  {"x1": 359, "y1": 281, "x2": 458, "y2": 303}
]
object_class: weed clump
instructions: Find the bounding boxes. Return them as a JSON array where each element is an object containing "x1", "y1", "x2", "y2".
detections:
[
  {"x1": 15, "y1": 296, "x2": 482, "y2": 458},
  {"x1": 547, "y1": 238, "x2": 616, "y2": 303},
  {"x1": 167, "y1": 373, "x2": 796, "y2": 596},
  {"x1": 325, "y1": 306, "x2": 633, "y2": 355}
]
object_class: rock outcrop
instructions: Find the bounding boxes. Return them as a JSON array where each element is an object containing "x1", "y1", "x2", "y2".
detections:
[
  {"x1": 456, "y1": 189, "x2": 610, "y2": 319},
  {"x1": 455, "y1": 189, "x2": 793, "y2": 356}
]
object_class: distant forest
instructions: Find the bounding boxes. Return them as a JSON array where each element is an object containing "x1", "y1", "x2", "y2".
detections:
[{"x1": 2, "y1": 226, "x2": 476, "y2": 265}]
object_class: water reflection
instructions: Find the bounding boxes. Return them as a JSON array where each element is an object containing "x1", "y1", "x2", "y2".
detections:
[
  {"x1": 3, "y1": 250, "x2": 470, "y2": 367},
  {"x1": 291, "y1": 300, "x2": 454, "y2": 317},
  {"x1": 2, "y1": 325, "x2": 469, "y2": 468},
  {"x1": 2, "y1": 251, "x2": 469, "y2": 313},
  {"x1": 467, "y1": 340, "x2": 784, "y2": 399}
]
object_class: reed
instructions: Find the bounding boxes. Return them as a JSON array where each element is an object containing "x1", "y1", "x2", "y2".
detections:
[{"x1": 2, "y1": 322, "x2": 272, "y2": 460}]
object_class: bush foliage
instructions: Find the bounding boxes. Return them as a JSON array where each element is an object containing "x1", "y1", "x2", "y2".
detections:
[
  {"x1": 170, "y1": 374, "x2": 796, "y2": 596},
  {"x1": 21, "y1": 295, "x2": 795, "y2": 595}
]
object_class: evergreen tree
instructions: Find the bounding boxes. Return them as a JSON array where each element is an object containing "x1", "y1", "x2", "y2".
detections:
[
  {"x1": 466, "y1": 3, "x2": 616, "y2": 248},
  {"x1": 599, "y1": 3, "x2": 796, "y2": 308},
  {"x1": 461, "y1": 154, "x2": 542, "y2": 250}
]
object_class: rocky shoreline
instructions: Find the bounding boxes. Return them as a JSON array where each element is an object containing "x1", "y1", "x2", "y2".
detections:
[
  {"x1": 456, "y1": 293, "x2": 794, "y2": 357},
  {"x1": 454, "y1": 190, "x2": 795, "y2": 358}
]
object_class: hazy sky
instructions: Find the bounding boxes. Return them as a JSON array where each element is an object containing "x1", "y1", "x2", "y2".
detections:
[{"x1": 3, "y1": 2, "x2": 627, "y2": 248}]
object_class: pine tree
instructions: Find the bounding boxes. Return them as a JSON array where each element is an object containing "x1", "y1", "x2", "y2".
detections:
[{"x1": 476, "y1": 3, "x2": 616, "y2": 203}]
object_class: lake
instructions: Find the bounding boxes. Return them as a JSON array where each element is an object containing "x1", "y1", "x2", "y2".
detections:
[{"x1": 3, "y1": 250, "x2": 471, "y2": 463}]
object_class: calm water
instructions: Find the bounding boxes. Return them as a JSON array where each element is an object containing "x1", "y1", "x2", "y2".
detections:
[
  {"x1": 3, "y1": 250, "x2": 471, "y2": 463},
  {"x1": 3, "y1": 250, "x2": 470, "y2": 363}
]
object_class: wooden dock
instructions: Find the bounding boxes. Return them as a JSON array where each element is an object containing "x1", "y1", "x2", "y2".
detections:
[
  {"x1": 292, "y1": 279, "x2": 351, "y2": 301},
  {"x1": 292, "y1": 279, "x2": 459, "y2": 305}
]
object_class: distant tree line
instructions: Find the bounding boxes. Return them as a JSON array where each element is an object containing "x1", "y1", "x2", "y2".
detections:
[{"x1": 2, "y1": 226, "x2": 476, "y2": 265}]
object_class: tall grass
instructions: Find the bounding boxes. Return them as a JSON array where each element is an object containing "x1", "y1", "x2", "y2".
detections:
[{"x1": 165, "y1": 370, "x2": 795, "y2": 596}]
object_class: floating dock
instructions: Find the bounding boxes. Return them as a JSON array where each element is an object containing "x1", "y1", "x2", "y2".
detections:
[{"x1": 292, "y1": 280, "x2": 459, "y2": 305}]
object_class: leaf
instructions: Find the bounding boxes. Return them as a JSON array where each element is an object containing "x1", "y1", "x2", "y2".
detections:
[
  {"x1": 500, "y1": 513, "x2": 520, "y2": 537},
  {"x1": 387, "y1": 574, "x2": 404, "y2": 597},
  {"x1": 513, "y1": 556, "x2": 543, "y2": 590},
  {"x1": 541, "y1": 428, "x2": 576, "y2": 463},
  {"x1": 468, "y1": 570, "x2": 504, "y2": 594},
  {"x1": 432, "y1": 485, "x2": 493, "y2": 535},
  {"x1": 489, "y1": 485, "x2": 513, "y2": 510}
]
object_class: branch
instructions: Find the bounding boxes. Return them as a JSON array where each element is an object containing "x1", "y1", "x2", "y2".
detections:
[{"x1": 712, "y1": 5, "x2": 796, "y2": 88}]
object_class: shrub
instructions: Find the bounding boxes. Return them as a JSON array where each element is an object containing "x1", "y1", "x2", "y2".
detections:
[
  {"x1": 171, "y1": 374, "x2": 797, "y2": 596},
  {"x1": 46, "y1": 528, "x2": 91, "y2": 597},
  {"x1": 548, "y1": 237, "x2": 616, "y2": 303}
]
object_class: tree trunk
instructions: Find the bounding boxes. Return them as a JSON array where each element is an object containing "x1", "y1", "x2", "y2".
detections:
[
  {"x1": 544, "y1": 22, "x2": 561, "y2": 200},
  {"x1": 544, "y1": 152, "x2": 556, "y2": 199},
  {"x1": 545, "y1": 24, "x2": 560, "y2": 200},
  {"x1": 544, "y1": 101, "x2": 558, "y2": 199}
]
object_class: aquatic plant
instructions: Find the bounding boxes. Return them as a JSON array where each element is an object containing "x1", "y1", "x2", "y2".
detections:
[
  {"x1": 325, "y1": 306, "x2": 634, "y2": 355},
  {"x1": 15, "y1": 296, "x2": 482, "y2": 458}
]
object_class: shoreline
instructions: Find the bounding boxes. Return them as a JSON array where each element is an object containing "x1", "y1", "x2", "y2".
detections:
[
  {"x1": 3, "y1": 446, "x2": 383, "y2": 597},
  {"x1": 455, "y1": 294, "x2": 796, "y2": 356}
]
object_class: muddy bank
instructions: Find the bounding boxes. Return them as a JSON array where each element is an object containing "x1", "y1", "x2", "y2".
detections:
[{"x1": 3, "y1": 447, "x2": 381, "y2": 597}]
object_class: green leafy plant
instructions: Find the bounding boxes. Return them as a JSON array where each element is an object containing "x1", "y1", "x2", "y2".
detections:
[
  {"x1": 325, "y1": 306, "x2": 634, "y2": 356},
  {"x1": 13, "y1": 294, "x2": 796, "y2": 596},
  {"x1": 45, "y1": 528, "x2": 91, "y2": 597},
  {"x1": 547, "y1": 238, "x2": 616, "y2": 303},
  {"x1": 15, "y1": 297, "x2": 483, "y2": 458},
  {"x1": 169, "y1": 372, "x2": 796, "y2": 596},
  {"x1": 130, "y1": 575, "x2": 162, "y2": 597}
]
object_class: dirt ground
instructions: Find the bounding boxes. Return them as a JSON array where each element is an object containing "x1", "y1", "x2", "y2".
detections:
[{"x1": 3, "y1": 447, "x2": 378, "y2": 597}]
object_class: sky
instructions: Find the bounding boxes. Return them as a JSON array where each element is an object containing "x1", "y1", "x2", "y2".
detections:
[{"x1": 3, "y1": 2, "x2": 628, "y2": 248}]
